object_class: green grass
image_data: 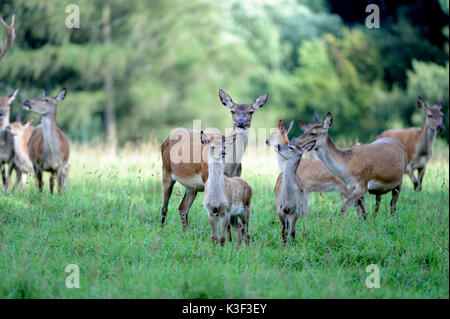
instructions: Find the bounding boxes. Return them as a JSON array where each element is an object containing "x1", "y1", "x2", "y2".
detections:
[{"x1": 0, "y1": 144, "x2": 448, "y2": 298}]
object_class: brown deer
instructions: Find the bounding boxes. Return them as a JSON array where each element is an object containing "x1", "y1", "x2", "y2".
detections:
[
  {"x1": 377, "y1": 96, "x2": 445, "y2": 191},
  {"x1": 0, "y1": 15, "x2": 15, "y2": 61},
  {"x1": 160, "y1": 89, "x2": 267, "y2": 230},
  {"x1": 23, "y1": 89, "x2": 70, "y2": 194},
  {"x1": 294, "y1": 113, "x2": 408, "y2": 218},
  {"x1": 274, "y1": 140, "x2": 316, "y2": 243},
  {"x1": 201, "y1": 131, "x2": 252, "y2": 248},
  {"x1": 266, "y1": 120, "x2": 348, "y2": 216},
  {"x1": 5, "y1": 119, "x2": 35, "y2": 192},
  {"x1": 0, "y1": 89, "x2": 19, "y2": 188}
]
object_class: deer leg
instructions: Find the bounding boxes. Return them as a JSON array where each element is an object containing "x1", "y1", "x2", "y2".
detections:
[
  {"x1": 35, "y1": 168, "x2": 43, "y2": 192},
  {"x1": 417, "y1": 167, "x2": 425, "y2": 192},
  {"x1": 19, "y1": 171, "x2": 27, "y2": 192},
  {"x1": 288, "y1": 213, "x2": 299, "y2": 242},
  {"x1": 302, "y1": 192, "x2": 310, "y2": 217},
  {"x1": 341, "y1": 187, "x2": 367, "y2": 216},
  {"x1": 4, "y1": 162, "x2": 14, "y2": 193},
  {"x1": 161, "y1": 167, "x2": 175, "y2": 226},
  {"x1": 1, "y1": 164, "x2": 6, "y2": 186},
  {"x1": 49, "y1": 173, "x2": 55, "y2": 194},
  {"x1": 374, "y1": 194, "x2": 381, "y2": 215},
  {"x1": 178, "y1": 189, "x2": 197, "y2": 230},
  {"x1": 232, "y1": 216, "x2": 243, "y2": 249},
  {"x1": 208, "y1": 214, "x2": 218, "y2": 247},
  {"x1": 278, "y1": 212, "x2": 287, "y2": 244},
  {"x1": 57, "y1": 169, "x2": 64, "y2": 194},
  {"x1": 241, "y1": 206, "x2": 251, "y2": 246},
  {"x1": 227, "y1": 224, "x2": 232, "y2": 242},
  {"x1": 11, "y1": 168, "x2": 21, "y2": 193},
  {"x1": 358, "y1": 197, "x2": 368, "y2": 219},
  {"x1": 406, "y1": 165, "x2": 419, "y2": 190},
  {"x1": 219, "y1": 214, "x2": 231, "y2": 247},
  {"x1": 390, "y1": 184, "x2": 402, "y2": 216}
]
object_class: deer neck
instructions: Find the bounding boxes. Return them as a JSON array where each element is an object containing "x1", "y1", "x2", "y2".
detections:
[
  {"x1": 222, "y1": 128, "x2": 249, "y2": 175},
  {"x1": 41, "y1": 110, "x2": 60, "y2": 156},
  {"x1": 280, "y1": 156, "x2": 302, "y2": 197},
  {"x1": 417, "y1": 122, "x2": 437, "y2": 156},
  {"x1": 315, "y1": 136, "x2": 351, "y2": 182},
  {"x1": 0, "y1": 109, "x2": 10, "y2": 130},
  {"x1": 205, "y1": 157, "x2": 228, "y2": 206},
  {"x1": 13, "y1": 133, "x2": 33, "y2": 169}
]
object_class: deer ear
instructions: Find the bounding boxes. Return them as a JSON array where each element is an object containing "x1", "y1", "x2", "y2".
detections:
[
  {"x1": 417, "y1": 96, "x2": 427, "y2": 110},
  {"x1": 200, "y1": 131, "x2": 209, "y2": 145},
  {"x1": 323, "y1": 112, "x2": 333, "y2": 129},
  {"x1": 285, "y1": 121, "x2": 293, "y2": 134},
  {"x1": 313, "y1": 111, "x2": 320, "y2": 124},
  {"x1": 25, "y1": 119, "x2": 34, "y2": 127},
  {"x1": 8, "y1": 88, "x2": 18, "y2": 103},
  {"x1": 301, "y1": 140, "x2": 316, "y2": 153},
  {"x1": 253, "y1": 92, "x2": 268, "y2": 110},
  {"x1": 298, "y1": 121, "x2": 306, "y2": 131},
  {"x1": 219, "y1": 89, "x2": 233, "y2": 108},
  {"x1": 56, "y1": 88, "x2": 67, "y2": 101}
]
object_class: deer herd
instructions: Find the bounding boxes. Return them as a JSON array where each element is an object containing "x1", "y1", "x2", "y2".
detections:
[{"x1": 0, "y1": 15, "x2": 447, "y2": 248}]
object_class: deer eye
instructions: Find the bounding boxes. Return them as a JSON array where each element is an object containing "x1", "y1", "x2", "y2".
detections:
[{"x1": 231, "y1": 110, "x2": 236, "y2": 114}]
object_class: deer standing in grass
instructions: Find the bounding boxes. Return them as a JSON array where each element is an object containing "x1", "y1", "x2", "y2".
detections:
[
  {"x1": 274, "y1": 140, "x2": 316, "y2": 243},
  {"x1": 160, "y1": 89, "x2": 267, "y2": 230},
  {"x1": 201, "y1": 131, "x2": 252, "y2": 248},
  {"x1": 23, "y1": 89, "x2": 70, "y2": 194},
  {"x1": 266, "y1": 120, "x2": 348, "y2": 216},
  {"x1": 5, "y1": 119, "x2": 34, "y2": 192},
  {"x1": 0, "y1": 89, "x2": 19, "y2": 189},
  {"x1": 377, "y1": 97, "x2": 445, "y2": 191},
  {"x1": 294, "y1": 113, "x2": 408, "y2": 218}
]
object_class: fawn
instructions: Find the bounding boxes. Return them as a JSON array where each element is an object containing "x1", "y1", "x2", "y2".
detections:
[
  {"x1": 201, "y1": 131, "x2": 252, "y2": 248},
  {"x1": 274, "y1": 140, "x2": 316, "y2": 243}
]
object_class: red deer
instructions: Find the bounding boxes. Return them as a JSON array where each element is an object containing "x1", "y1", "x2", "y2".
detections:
[
  {"x1": 5, "y1": 119, "x2": 34, "y2": 192},
  {"x1": 0, "y1": 15, "x2": 15, "y2": 61},
  {"x1": 266, "y1": 120, "x2": 348, "y2": 216},
  {"x1": 294, "y1": 113, "x2": 408, "y2": 218},
  {"x1": 23, "y1": 89, "x2": 70, "y2": 194},
  {"x1": 377, "y1": 97, "x2": 445, "y2": 191},
  {"x1": 201, "y1": 131, "x2": 252, "y2": 248},
  {"x1": 0, "y1": 89, "x2": 19, "y2": 188},
  {"x1": 274, "y1": 140, "x2": 316, "y2": 243},
  {"x1": 160, "y1": 89, "x2": 267, "y2": 230}
]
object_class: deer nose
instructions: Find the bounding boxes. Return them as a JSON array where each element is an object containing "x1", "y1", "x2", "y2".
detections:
[
  {"x1": 438, "y1": 124, "x2": 445, "y2": 132},
  {"x1": 236, "y1": 119, "x2": 246, "y2": 128}
]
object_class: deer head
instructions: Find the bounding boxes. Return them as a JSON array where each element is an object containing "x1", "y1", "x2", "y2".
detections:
[
  {"x1": 219, "y1": 89, "x2": 268, "y2": 130},
  {"x1": 417, "y1": 96, "x2": 445, "y2": 132},
  {"x1": 294, "y1": 112, "x2": 333, "y2": 150},
  {"x1": 266, "y1": 120, "x2": 293, "y2": 147},
  {"x1": 0, "y1": 89, "x2": 18, "y2": 127},
  {"x1": 7, "y1": 119, "x2": 34, "y2": 136},
  {"x1": 298, "y1": 111, "x2": 321, "y2": 132},
  {"x1": 200, "y1": 131, "x2": 236, "y2": 162},
  {"x1": 23, "y1": 89, "x2": 67, "y2": 115},
  {"x1": 275, "y1": 140, "x2": 316, "y2": 160}
]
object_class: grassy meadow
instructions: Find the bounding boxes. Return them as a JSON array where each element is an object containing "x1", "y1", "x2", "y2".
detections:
[{"x1": 0, "y1": 140, "x2": 448, "y2": 299}]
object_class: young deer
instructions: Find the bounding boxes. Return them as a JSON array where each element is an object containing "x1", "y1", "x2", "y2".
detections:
[
  {"x1": 274, "y1": 140, "x2": 316, "y2": 243},
  {"x1": 377, "y1": 97, "x2": 446, "y2": 191},
  {"x1": 0, "y1": 89, "x2": 19, "y2": 188},
  {"x1": 160, "y1": 89, "x2": 267, "y2": 230},
  {"x1": 266, "y1": 120, "x2": 348, "y2": 216},
  {"x1": 201, "y1": 131, "x2": 252, "y2": 248},
  {"x1": 5, "y1": 119, "x2": 35, "y2": 192},
  {"x1": 23, "y1": 89, "x2": 70, "y2": 194},
  {"x1": 294, "y1": 113, "x2": 408, "y2": 218}
]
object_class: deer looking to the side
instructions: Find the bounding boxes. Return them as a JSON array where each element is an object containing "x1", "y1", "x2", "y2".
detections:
[
  {"x1": 274, "y1": 140, "x2": 316, "y2": 243},
  {"x1": 266, "y1": 120, "x2": 348, "y2": 216},
  {"x1": 160, "y1": 89, "x2": 267, "y2": 230},
  {"x1": 23, "y1": 89, "x2": 70, "y2": 194},
  {"x1": 5, "y1": 119, "x2": 35, "y2": 192},
  {"x1": 294, "y1": 113, "x2": 408, "y2": 218},
  {"x1": 377, "y1": 97, "x2": 446, "y2": 191},
  {"x1": 0, "y1": 89, "x2": 19, "y2": 189},
  {"x1": 201, "y1": 131, "x2": 252, "y2": 248}
]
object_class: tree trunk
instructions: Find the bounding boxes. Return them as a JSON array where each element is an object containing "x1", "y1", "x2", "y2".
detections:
[{"x1": 102, "y1": 3, "x2": 116, "y2": 152}]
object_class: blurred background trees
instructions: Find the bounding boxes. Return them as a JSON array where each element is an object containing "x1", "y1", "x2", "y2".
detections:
[{"x1": 0, "y1": 0, "x2": 448, "y2": 145}]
